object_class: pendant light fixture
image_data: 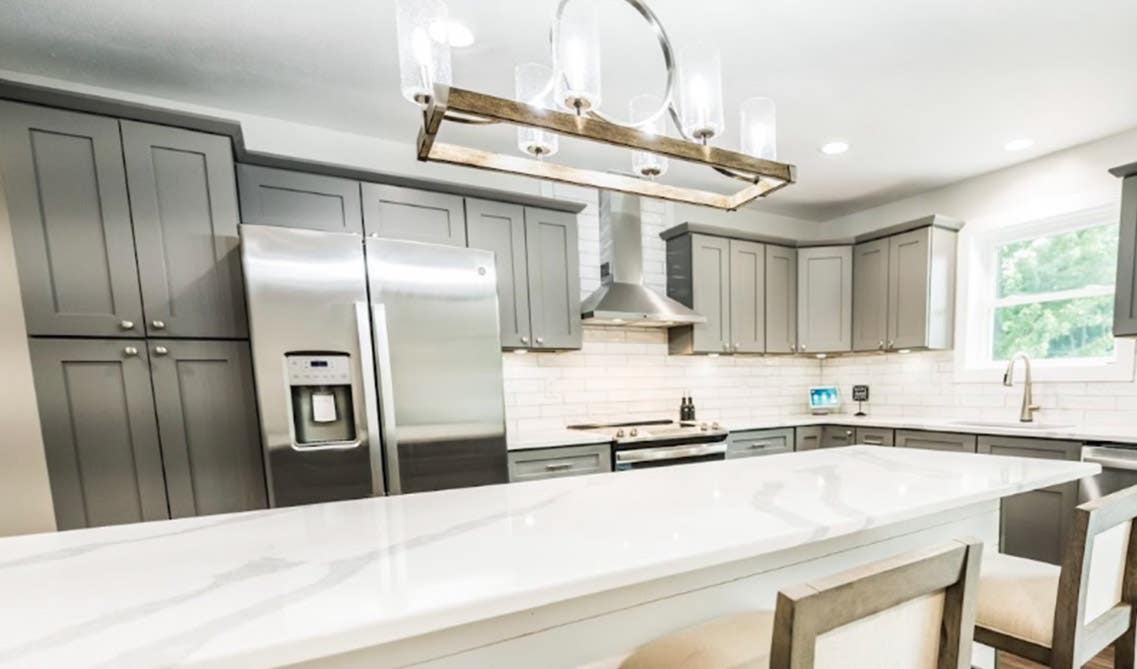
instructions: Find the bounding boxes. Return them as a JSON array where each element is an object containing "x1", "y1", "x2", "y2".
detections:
[{"x1": 396, "y1": 0, "x2": 796, "y2": 210}]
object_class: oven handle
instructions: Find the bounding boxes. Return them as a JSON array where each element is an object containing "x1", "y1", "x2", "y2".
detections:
[
  {"x1": 616, "y1": 442, "x2": 728, "y2": 464},
  {"x1": 1082, "y1": 446, "x2": 1137, "y2": 472}
]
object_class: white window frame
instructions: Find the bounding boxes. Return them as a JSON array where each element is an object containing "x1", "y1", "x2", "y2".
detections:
[{"x1": 955, "y1": 204, "x2": 1134, "y2": 383}]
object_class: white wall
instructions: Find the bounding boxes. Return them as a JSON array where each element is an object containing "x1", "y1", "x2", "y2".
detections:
[{"x1": 0, "y1": 168, "x2": 55, "y2": 536}]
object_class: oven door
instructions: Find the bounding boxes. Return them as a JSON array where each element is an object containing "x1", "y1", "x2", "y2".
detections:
[
  {"x1": 614, "y1": 442, "x2": 728, "y2": 471},
  {"x1": 1080, "y1": 445, "x2": 1137, "y2": 504}
]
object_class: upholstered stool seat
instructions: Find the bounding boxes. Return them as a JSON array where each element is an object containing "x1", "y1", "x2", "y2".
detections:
[
  {"x1": 618, "y1": 611, "x2": 775, "y2": 669},
  {"x1": 976, "y1": 551, "x2": 1061, "y2": 647}
]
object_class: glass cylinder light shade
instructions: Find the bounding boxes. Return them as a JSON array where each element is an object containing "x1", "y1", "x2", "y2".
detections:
[
  {"x1": 396, "y1": 0, "x2": 452, "y2": 106},
  {"x1": 515, "y1": 63, "x2": 559, "y2": 158},
  {"x1": 740, "y1": 97, "x2": 776, "y2": 160},
  {"x1": 678, "y1": 46, "x2": 725, "y2": 141},
  {"x1": 554, "y1": 6, "x2": 602, "y2": 112},
  {"x1": 629, "y1": 94, "x2": 668, "y2": 178}
]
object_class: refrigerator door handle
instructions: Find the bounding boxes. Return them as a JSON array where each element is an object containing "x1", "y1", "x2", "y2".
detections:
[
  {"x1": 356, "y1": 302, "x2": 385, "y2": 496},
  {"x1": 372, "y1": 303, "x2": 402, "y2": 494}
]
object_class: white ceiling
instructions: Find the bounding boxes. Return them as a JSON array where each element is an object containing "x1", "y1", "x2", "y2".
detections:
[{"x1": 2, "y1": 0, "x2": 1135, "y2": 220}]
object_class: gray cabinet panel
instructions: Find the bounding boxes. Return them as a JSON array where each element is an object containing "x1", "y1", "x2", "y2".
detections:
[
  {"x1": 362, "y1": 183, "x2": 465, "y2": 246},
  {"x1": 0, "y1": 101, "x2": 143, "y2": 337},
  {"x1": 797, "y1": 246, "x2": 852, "y2": 353},
  {"x1": 795, "y1": 425, "x2": 821, "y2": 451},
  {"x1": 887, "y1": 228, "x2": 931, "y2": 349},
  {"x1": 852, "y1": 238, "x2": 889, "y2": 352},
  {"x1": 466, "y1": 199, "x2": 531, "y2": 349},
  {"x1": 1115, "y1": 176, "x2": 1137, "y2": 336},
  {"x1": 729, "y1": 239, "x2": 766, "y2": 353},
  {"x1": 728, "y1": 428, "x2": 793, "y2": 459},
  {"x1": 821, "y1": 425, "x2": 856, "y2": 448},
  {"x1": 508, "y1": 443, "x2": 612, "y2": 482},
  {"x1": 150, "y1": 340, "x2": 266, "y2": 518},
  {"x1": 895, "y1": 429, "x2": 977, "y2": 453},
  {"x1": 28, "y1": 338, "x2": 168, "y2": 529},
  {"x1": 236, "y1": 164, "x2": 362, "y2": 233},
  {"x1": 689, "y1": 234, "x2": 731, "y2": 354},
  {"x1": 524, "y1": 207, "x2": 581, "y2": 350},
  {"x1": 765, "y1": 245, "x2": 798, "y2": 354},
  {"x1": 122, "y1": 121, "x2": 247, "y2": 339},
  {"x1": 855, "y1": 427, "x2": 895, "y2": 446}
]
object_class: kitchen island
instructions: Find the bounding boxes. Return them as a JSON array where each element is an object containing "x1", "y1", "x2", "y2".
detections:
[{"x1": 0, "y1": 447, "x2": 1097, "y2": 669}]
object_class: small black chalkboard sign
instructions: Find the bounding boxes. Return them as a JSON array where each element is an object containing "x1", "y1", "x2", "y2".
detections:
[{"x1": 852, "y1": 385, "x2": 869, "y2": 416}]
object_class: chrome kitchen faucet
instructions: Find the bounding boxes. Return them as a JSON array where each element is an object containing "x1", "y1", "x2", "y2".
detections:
[{"x1": 1003, "y1": 352, "x2": 1041, "y2": 423}]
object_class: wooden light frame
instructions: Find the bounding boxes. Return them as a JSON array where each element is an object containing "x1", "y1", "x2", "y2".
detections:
[{"x1": 416, "y1": 84, "x2": 797, "y2": 211}]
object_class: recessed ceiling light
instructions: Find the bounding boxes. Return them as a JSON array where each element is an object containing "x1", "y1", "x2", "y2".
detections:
[
  {"x1": 819, "y1": 140, "x2": 850, "y2": 155},
  {"x1": 1004, "y1": 138, "x2": 1034, "y2": 152},
  {"x1": 429, "y1": 20, "x2": 475, "y2": 48}
]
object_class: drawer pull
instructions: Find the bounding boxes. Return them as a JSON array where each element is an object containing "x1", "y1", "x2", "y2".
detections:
[
  {"x1": 744, "y1": 441, "x2": 775, "y2": 450},
  {"x1": 545, "y1": 462, "x2": 574, "y2": 472},
  {"x1": 863, "y1": 438, "x2": 884, "y2": 445}
]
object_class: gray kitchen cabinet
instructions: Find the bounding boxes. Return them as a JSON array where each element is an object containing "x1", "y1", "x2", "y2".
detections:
[
  {"x1": 795, "y1": 425, "x2": 822, "y2": 451},
  {"x1": 466, "y1": 199, "x2": 532, "y2": 349},
  {"x1": 149, "y1": 340, "x2": 266, "y2": 518},
  {"x1": 236, "y1": 164, "x2": 363, "y2": 233},
  {"x1": 668, "y1": 234, "x2": 731, "y2": 354},
  {"x1": 508, "y1": 443, "x2": 612, "y2": 482},
  {"x1": 852, "y1": 238, "x2": 890, "y2": 352},
  {"x1": 855, "y1": 426, "x2": 895, "y2": 446},
  {"x1": 887, "y1": 227, "x2": 957, "y2": 350},
  {"x1": 729, "y1": 239, "x2": 766, "y2": 353},
  {"x1": 977, "y1": 435, "x2": 1081, "y2": 565},
  {"x1": 28, "y1": 338, "x2": 168, "y2": 530},
  {"x1": 122, "y1": 121, "x2": 247, "y2": 339},
  {"x1": 765, "y1": 245, "x2": 798, "y2": 354},
  {"x1": 728, "y1": 428, "x2": 793, "y2": 458},
  {"x1": 797, "y1": 246, "x2": 853, "y2": 353},
  {"x1": 524, "y1": 206, "x2": 582, "y2": 350},
  {"x1": 362, "y1": 183, "x2": 466, "y2": 246},
  {"x1": 0, "y1": 101, "x2": 144, "y2": 338},
  {"x1": 821, "y1": 425, "x2": 856, "y2": 448},
  {"x1": 1115, "y1": 175, "x2": 1137, "y2": 336},
  {"x1": 895, "y1": 429, "x2": 977, "y2": 453}
]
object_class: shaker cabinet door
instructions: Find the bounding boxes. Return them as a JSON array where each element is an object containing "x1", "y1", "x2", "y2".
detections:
[
  {"x1": 466, "y1": 198, "x2": 531, "y2": 348},
  {"x1": 0, "y1": 101, "x2": 143, "y2": 337},
  {"x1": 1114, "y1": 176, "x2": 1137, "y2": 336},
  {"x1": 149, "y1": 340, "x2": 267, "y2": 518},
  {"x1": 690, "y1": 234, "x2": 732, "y2": 354},
  {"x1": 729, "y1": 239, "x2": 765, "y2": 353},
  {"x1": 28, "y1": 339, "x2": 168, "y2": 530},
  {"x1": 122, "y1": 121, "x2": 247, "y2": 339},
  {"x1": 852, "y1": 238, "x2": 889, "y2": 352},
  {"x1": 887, "y1": 228, "x2": 931, "y2": 349},
  {"x1": 236, "y1": 164, "x2": 363, "y2": 233},
  {"x1": 362, "y1": 183, "x2": 466, "y2": 246},
  {"x1": 797, "y1": 246, "x2": 853, "y2": 353},
  {"x1": 765, "y1": 245, "x2": 798, "y2": 353},
  {"x1": 524, "y1": 207, "x2": 581, "y2": 350}
]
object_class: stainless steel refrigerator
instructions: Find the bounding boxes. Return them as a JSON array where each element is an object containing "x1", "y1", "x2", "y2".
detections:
[{"x1": 240, "y1": 224, "x2": 508, "y2": 506}]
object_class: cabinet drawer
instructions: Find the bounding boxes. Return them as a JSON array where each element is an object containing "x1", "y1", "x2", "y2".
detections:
[
  {"x1": 795, "y1": 426, "x2": 822, "y2": 451},
  {"x1": 821, "y1": 425, "x2": 856, "y2": 448},
  {"x1": 728, "y1": 428, "x2": 794, "y2": 459},
  {"x1": 508, "y1": 443, "x2": 612, "y2": 482},
  {"x1": 855, "y1": 427, "x2": 895, "y2": 446},
  {"x1": 895, "y1": 430, "x2": 977, "y2": 453}
]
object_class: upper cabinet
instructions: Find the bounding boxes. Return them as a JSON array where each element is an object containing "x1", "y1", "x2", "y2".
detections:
[
  {"x1": 466, "y1": 199, "x2": 532, "y2": 348},
  {"x1": 236, "y1": 164, "x2": 363, "y2": 233},
  {"x1": 729, "y1": 239, "x2": 766, "y2": 353},
  {"x1": 0, "y1": 101, "x2": 144, "y2": 337},
  {"x1": 852, "y1": 238, "x2": 889, "y2": 351},
  {"x1": 362, "y1": 183, "x2": 466, "y2": 246},
  {"x1": 797, "y1": 246, "x2": 853, "y2": 353},
  {"x1": 765, "y1": 245, "x2": 798, "y2": 354},
  {"x1": 1114, "y1": 174, "x2": 1137, "y2": 337},
  {"x1": 667, "y1": 234, "x2": 732, "y2": 354}
]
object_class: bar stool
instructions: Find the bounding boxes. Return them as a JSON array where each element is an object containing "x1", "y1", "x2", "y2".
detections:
[
  {"x1": 603, "y1": 537, "x2": 983, "y2": 669},
  {"x1": 974, "y1": 484, "x2": 1137, "y2": 668}
]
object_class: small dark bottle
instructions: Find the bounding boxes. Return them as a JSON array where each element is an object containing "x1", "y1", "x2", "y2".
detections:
[
  {"x1": 680, "y1": 396, "x2": 690, "y2": 421},
  {"x1": 688, "y1": 395, "x2": 697, "y2": 421}
]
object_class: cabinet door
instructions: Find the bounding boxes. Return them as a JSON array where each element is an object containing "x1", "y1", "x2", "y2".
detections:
[
  {"x1": 236, "y1": 164, "x2": 362, "y2": 233},
  {"x1": 690, "y1": 234, "x2": 732, "y2": 354},
  {"x1": 895, "y1": 429, "x2": 977, "y2": 453},
  {"x1": 0, "y1": 101, "x2": 143, "y2": 337},
  {"x1": 852, "y1": 239, "x2": 889, "y2": 352},
  {"x1": 888, "y1": 228, "x2": 931, "y2": 349},
  {"x1": 1114, "y1": 176, "x2": 1137, "y2": 336},
  {"x1": 507, "y1": 443, "x2": 612, "y2": 482},
  {"x1": 765, "y1": 245, "x2": 798, "y2": 353},
  {"x1": 122, "y1": 121, "x2": 247, "y2": 339},
  {"x1": 361, "y1": 183, "x2": 465, "y2": 245},
  {"x1": 28, "y1": 339, "x2": 168, "y2": 529},
  {"x1": 795, "y1": 426, "x2": 822, "y2": 451},
  {"x1": 977, "y1": 435, "x2": 1080, "y2": 565},
  {"x1": 524, "y1": 207, "x2": 581, "y2": 350},
  {"x1": 797, "y1": 246, "x2": 852, "y2": 353},
  {"x1": 728, "y1": 428, "x2": 793, "y2": 458},
  {"x1": 855, "y1": 427, "x2": 895, "y2": 446},
  {"x1": 149, "y1": 340, "x2": 267, "y2": 518},
  {"x1": 729, "y1": 240, "x2": 766, "y2": 353},
  {"x1": 466, "y1": 199, "x2": 531, "y2": 348},
  {"x1": 821, "y1": 425, "x2": 856, "y2": 448}
]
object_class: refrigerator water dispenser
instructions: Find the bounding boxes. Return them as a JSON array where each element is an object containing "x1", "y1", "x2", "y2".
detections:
[{"x1": 286, "y1": 354, "x2": 357, "y2": 446}]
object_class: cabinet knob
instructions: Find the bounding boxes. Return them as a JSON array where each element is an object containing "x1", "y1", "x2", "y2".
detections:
[
  {"x1": 723, "y1": 343, "x2": 730, "y2": 351},
  {"x1": 535, "y1": 336, "x2": 544, "y2": 345},
  {"x1": 878, "y1": 340, "x2": 885, "y2": 350},
  {"x1": 153, "y1": 346, "x2": 169, "y2": 356},
  {"x1": 886, "y1": 340, "x2": 894, "y2": 349},
  {"x1": 123, "y1": 346, "x2": 139, "y2": 357},
  {"x1": 520, "y1": 336, "x2": 529, "y2": 345},
  {"x1": 734, "y1": 342, "x2": 740, "y2": 351},
  {"x1": 845, "y1": 430, "x2": 854, "y2": 436},
  {"x1": 799, "y1": 344, "x2": 806, "y2": 352},
  {"x1": 119, "y1": 320, "x2": 135, "y2": 330},
  {"x1": 151, "y1": 320, "x2": 166, "y2": 330}
]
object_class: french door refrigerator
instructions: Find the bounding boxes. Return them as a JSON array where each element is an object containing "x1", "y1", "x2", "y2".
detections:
[{"x1": 240, "y1": 224, "x2": 508, "y2": 506}]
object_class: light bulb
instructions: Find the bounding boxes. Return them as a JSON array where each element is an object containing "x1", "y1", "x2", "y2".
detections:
[
  {"x1": 395, "y1": 0, "x2": 452, "y2": 106},
  {"x1": 515, "y1": 63, "x2": 559, "y2": 158},
  {"x1": 740, "y1": 97, "x2": 776, "y2": 160},
  {"x1": 554, "y1": 6, "x2": 602, "y2": 112},
  {"x1": 678, "y1": 46, "x2": 724, "y2": 141}
]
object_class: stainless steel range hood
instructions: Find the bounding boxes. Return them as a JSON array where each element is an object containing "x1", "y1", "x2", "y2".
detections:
[{"x1": 581, "y1": 192, "x2": 705, "y2": 327}]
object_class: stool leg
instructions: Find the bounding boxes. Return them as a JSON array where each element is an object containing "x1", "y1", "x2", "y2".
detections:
[{"x1": 1118, "y1": 619, "x2": 1137, "y2": 669}]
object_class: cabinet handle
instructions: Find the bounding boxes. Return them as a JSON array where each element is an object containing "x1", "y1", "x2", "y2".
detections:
[
  {"x1": 520, "y1": 336, "x2": 529, "y2": 345},
  {"x1": 119, "y1": 320, "x2": 135, "y2": 331},
  {"x1": 153, "y1": 346, "x2": 169, "y2": 356},
  {"x1": 886, "y1": 340, "x2": 894, "y2": 349},
  {"x1": 745, "y1": 441, "x2": 774, "y2": 450},
  {"x1": 123, "y1": 346, "x2": 139, "y2": 357},
  {"x1": 863, "y1": 438, "x2": 884, "y2": 445},
  {"x1": 544, "y1": 462, "x2": 573, "y2": 472},
  {"x1": 535, "y1": 336, "x2": 544, "y2": 345},
  {"x1": 878, "y1": 340, "x2": 884, "y2": 350},
  {"x1": 151, "y1": 320, "x2": 166, "y2": 330}
]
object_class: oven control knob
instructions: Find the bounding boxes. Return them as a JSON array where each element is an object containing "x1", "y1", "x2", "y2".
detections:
[
  {"x1": 711, "y1": 421, "x2": 720, "y2": 430},
  {"x1": 700, "y1": 422, "x2": 708, "y2": 431},
  {"x1": 630, "y1": 428, "x2": 638, "y2": 437},
  {"x1": 616, "y1": 429, "x2": 625, "y2": 438}
]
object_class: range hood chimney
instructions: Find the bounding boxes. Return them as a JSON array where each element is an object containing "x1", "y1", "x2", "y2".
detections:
[{"x1": 581, "y1": 192, "x2": 705, "y2": 327}]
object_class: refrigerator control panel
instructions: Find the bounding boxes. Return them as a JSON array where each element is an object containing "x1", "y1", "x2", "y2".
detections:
[{"x1": 286, "y1": 354, "x2": 353, "y2": 386}]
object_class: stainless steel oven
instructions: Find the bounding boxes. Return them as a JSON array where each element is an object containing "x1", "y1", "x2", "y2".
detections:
[
  {"x1": 614, "y1": 441, "x2": 728, "y2": 471},
  {"x1": 567, "y1": 419, "x2": 730, "y2": 472},
  {"x1": 1080, "y1": 445, "x2": 1137, "y2": 503}
]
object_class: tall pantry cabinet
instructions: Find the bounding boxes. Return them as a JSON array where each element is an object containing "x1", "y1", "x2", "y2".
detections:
[{"x1": 0, "y1": 100, "x2": 266, "y2": 530}]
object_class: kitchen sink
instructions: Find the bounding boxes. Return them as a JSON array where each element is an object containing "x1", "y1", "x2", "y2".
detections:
[{"x1": 949, "y1": 420, "x2": 1074, "y2": 431}]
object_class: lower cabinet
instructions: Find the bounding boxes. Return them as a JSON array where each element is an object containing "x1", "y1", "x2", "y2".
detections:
[
  {"x1": 895, "y1": 429, "x2": 977, "y2": 453},
  {"x1": 855, "y1": 427, "x2": 895, "y2": 446},
  {"x1": 727, "y1": 428, "x2": 794, "y2": 459},
  {"x1": 977, "y1": 435, "x2": 1081, "y2": 565},
  {"x1": 29, "y1": 338, "x2": 266, "y2": 529},
  {"x1": 821, "y1": 425, "x2": 856, "y2": 448},
  {"x1": 507, "y1": 443, "x2": 612, "y2": 482},
  {"x1": 795, "y1": 426, "x2": 822, "y2": 451}
]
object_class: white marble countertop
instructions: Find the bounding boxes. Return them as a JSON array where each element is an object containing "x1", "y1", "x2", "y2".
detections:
[
  {"x1": 506, "y1": 428, "x2": 612, "y2": 451},
  {"x1": 0, "y1": 447, "x2": 1096, "y2": 668}
]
